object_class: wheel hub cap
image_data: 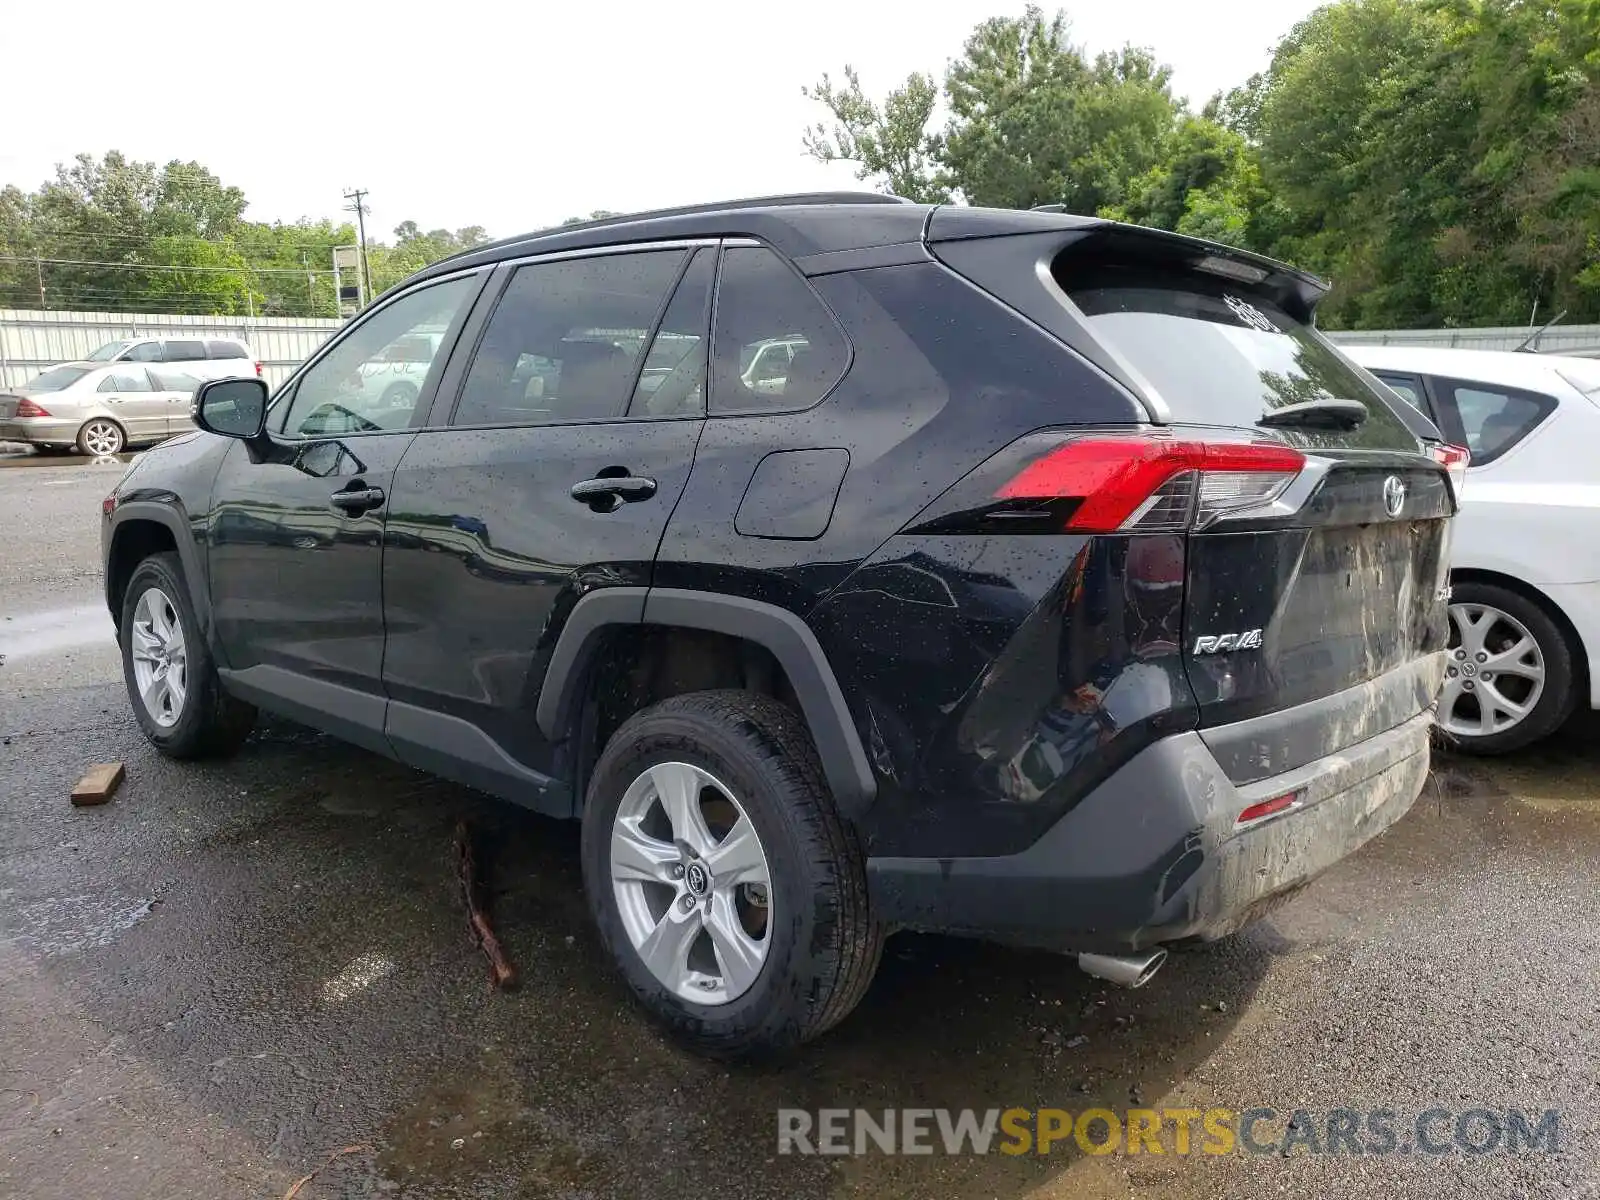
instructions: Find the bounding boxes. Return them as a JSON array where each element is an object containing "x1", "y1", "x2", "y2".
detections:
[
  {"x1": 609, "y1": 761, "x2": 773, "y2": 1006},
  {"x1": 1440, "y1": 601, "x2": 1545, "y2": 739},
  {"x1": 129, "y1": 586, "x2": 188, "y2": 728}
]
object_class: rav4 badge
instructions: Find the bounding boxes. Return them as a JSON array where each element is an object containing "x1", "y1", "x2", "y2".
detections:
[{"x1": 1193, "y1": 629, "x2": 1264, "y2": 655}]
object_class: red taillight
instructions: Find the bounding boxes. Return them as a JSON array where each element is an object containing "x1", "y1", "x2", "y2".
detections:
[
  {"x1": 996, "y1": 437, "x2": 1306, "y2": 533},
  {"x1": 1431, "y1": 443, "x2": 1469, "y2": 504},
  {"x1": 15, "y1": 397, "x2": 51, "y2": 418},
  {"x1": 1236, "y1": 790, "x2": 1301, "y2": 827},
  {"x1": 254, "y1": 361, "x2": 264, "y2": 377},
  {"x1": 102, "y1": 493, "x2": 118, "y2": 517}
]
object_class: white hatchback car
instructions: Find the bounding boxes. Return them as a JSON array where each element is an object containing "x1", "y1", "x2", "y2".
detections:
[{"x1": 1345, "y1": 345, "x2": 1600, "y2": 752}]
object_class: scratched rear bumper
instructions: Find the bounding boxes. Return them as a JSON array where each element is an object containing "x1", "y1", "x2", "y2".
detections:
[{"x1": 866, "y1": 706, "x2": 1432, "y2": 954}]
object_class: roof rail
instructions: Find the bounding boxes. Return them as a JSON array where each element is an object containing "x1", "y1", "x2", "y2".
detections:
[{"x1": 437, "y1": 192, "x2": 913, "y2": 268}]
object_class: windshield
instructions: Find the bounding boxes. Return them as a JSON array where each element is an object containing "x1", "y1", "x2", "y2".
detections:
[
  {"x1": 86, "y1": 341, "x2": 133, "y2": 361},
  {"x1": 1064, "y1": 265, "x2": 1423, "y2": 449},
  {"x1": 25, "y1": 366, "x2": 92, "y2": 392}
]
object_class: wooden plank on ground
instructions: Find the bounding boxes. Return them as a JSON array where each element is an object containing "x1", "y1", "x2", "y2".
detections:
[{"x1": 71, "y1": 762, "x2": 125, "y2": 806}]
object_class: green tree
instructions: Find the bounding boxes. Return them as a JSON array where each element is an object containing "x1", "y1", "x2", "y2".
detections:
[{"x1": 802, "y1": 67, "x2": 948, "y2": 201}]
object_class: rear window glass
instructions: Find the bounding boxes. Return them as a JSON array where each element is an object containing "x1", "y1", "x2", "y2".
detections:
[
  {"x1": 1062, "y1": 265, "x2": 1420, "y2": 448},
  {"x1": 1557, "y1": 360, "x2": 1600, "y2": 398},
  {"x1": 25, "y1": 366, "x2": 90, "y2": 392},
  {"x1": 206, "y1": 340, "x2": 248, "y2": 359}
]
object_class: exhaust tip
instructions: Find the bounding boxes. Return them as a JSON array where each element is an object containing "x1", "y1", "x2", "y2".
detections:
[{"x1": 1077, "y1": 948, "x2": 1168, "y2": 989}]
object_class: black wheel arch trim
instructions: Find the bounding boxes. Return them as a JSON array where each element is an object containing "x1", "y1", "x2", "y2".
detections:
[
  {"x1": 534, "y1": 586, "x2": 878, "y2": 815},
  {"x1": 106, "y1": 500, "x2": 211, "y2": 635}
]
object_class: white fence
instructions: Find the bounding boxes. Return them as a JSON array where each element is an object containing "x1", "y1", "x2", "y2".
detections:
[
  {"x1": 1329, "y1": 323, "x2": 1600, "y2": 357},
  {"x1": 0, "y1": 309, "x2": 344, "y2": 390}
]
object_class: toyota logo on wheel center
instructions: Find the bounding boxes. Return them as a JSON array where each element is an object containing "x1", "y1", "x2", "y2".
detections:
[{"x1": 685, "y1": 861, "x2": 711, "y2": 896}]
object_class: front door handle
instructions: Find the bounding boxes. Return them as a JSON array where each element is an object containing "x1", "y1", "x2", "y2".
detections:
[
  {"x1": 570, "y1": 475, "x2": 657, "y2": 507},
  {"x1": 330, "y1": 484, "x2": 385, "y2": 515}
]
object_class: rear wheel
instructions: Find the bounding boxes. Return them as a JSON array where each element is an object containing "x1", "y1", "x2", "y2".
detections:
[
  {"x1": 77, "y1": 418, "x2": 124, "y2": 457},
  {"x1": 580, "y1": 690, "x2": 882, "y2": 1059},
  {"x1": 119, "y1": 552, "x2": 256, "y2": 758},
  {"x1": 1439, "y1": 580, "x2": 1577, "y2": 754}
]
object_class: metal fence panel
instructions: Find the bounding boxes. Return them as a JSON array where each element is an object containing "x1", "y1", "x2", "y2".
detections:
[
  {"x1": 1329, "y1": 323, "x2": 1600, "y2": 357},
  {"x1": 0, "y1": 308, "x2": 343, "y2": 389}
]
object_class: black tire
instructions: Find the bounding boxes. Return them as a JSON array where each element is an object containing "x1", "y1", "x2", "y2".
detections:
[
  {"x1": 580, "y1": 690, "x2": 882, "y2": 1059},
  {"x1": 76, "y1": 418, "x2": 125, "y2": 456},
  {"x1": 1440, "y1": 580, "x2": 1578, "y2": 755},
  {"x1": 119, "y1": 552, "x2": 257, "y2": 758}
]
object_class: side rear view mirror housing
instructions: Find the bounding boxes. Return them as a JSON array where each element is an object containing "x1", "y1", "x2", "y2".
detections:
[{"x1": 193, "y1": 377, "x2": 269, "y2": 442}]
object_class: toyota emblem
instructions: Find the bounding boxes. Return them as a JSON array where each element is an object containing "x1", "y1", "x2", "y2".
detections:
[{"x1": 1383, "y1": 475, "x2": 1406, "y2": 518}]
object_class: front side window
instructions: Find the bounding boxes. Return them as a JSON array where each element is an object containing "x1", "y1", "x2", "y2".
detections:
[
  {"x1": 86, "y1": 340, "x2": 132, "y2": 362},
  {"x1": 1435, "y1": 380, "x2": 1557, "y2": 466},
  {"x1": 711, "y1": 246, "x2": 848, "y2": 414},
  {"x1": 126, "y1": 342, "x2": 164, "y2": 363},
  {"x1": 453, "y1": 250, "x2": 685, "y2": 427},
  {"x1": 162, "y1": 340, "x2": 208, "y2": 362},
  {"x1": 279, "y1": 275, "x2": 477, "y2": 438}
]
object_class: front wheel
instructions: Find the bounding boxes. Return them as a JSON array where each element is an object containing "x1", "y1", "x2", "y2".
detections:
[
  {"x1": 580, "y1": 691, "x2": 882, "y2": 1059},
  {"x1": 120, "y1": 552, "x2": 257, "y2": 758},
  {"x1": 77, "y1": 418, "x2": 125, "y2": 456},
  {"x1": 1438, "y1": 580, "x2": 1578, "y2": 754}
]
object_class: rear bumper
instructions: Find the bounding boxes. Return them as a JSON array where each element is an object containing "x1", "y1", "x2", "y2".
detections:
[
  {"x1": 0, "y1": 417, "x2": 79, "y2": 445},
  {"x1": 866, "y1": 706, "x2": 1433, "y2": 954}
]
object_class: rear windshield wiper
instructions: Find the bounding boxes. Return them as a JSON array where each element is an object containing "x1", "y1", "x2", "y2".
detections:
[{"x1": 1258, "y1": 398, "x2": 1368, "y2": 430}]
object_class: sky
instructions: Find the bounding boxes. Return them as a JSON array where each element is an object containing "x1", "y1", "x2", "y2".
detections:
[{"x1": 1, "y1": 0, "x2": 1323, "y2": 244}]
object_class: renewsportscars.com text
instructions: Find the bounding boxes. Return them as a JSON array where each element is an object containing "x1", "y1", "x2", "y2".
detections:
[{"x1": 777, "y1": 1107, "x2": 1561, "y2": 1157}]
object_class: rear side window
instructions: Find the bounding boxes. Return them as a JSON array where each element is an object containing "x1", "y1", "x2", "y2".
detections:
[
  {"x1": 630, "y1": 249, "x2": 714, "y2": 418},
  {"x1": 711, "y1": 246, "x2": 848, "y2": 414},
  {"x1": 1432, "y1": 379, "x2": 1556, "y2": 466},
  {"x1": 454, "y1": 249, "x2": 685, "y2": 427},
  {"x1": 206, "y1": 340, "x2": 248, "y2": 359},
  {"x1": 1372, "y1": 372, "x2": 1430, "y2": 414},
  {"x1": 162, "y1": 340, "x2": 207, "y2": 362},
  {"x1": 1062, "y1": 263, "x2": 1419, "y2": 449},
  {"x1": 98, "y1": 371, "x2": 152, "y2": 392}
]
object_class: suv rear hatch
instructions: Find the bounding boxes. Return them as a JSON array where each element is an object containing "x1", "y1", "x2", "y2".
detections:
[{"x1": 930, "y1": 217, "x2": 1456, "y2": 779}]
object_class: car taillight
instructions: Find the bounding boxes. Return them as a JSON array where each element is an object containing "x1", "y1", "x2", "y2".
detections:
[
  {"x1": 1431, "y1": 443, "x2": 1469, "y2": 504},
  {"x1": 15, "y1": 398, "x2": 51, "y2": 418},
  {"x1": 254, "y1": 361, "x2": 264, "y2": 377},
  {"x1": 996, "y1": 437, "x2": 1307, "y2": 533},
  {"x1": 1236, "y1": 790, "x2": 1302, "y2": 828}
]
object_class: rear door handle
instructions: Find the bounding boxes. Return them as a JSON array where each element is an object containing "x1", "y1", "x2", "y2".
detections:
[
  {"x1": 570, "y1": 475, "x2": 657, "y2": 505},
  {"x1": 330, "y1": 484, "x2": 385, "y2": 515}
]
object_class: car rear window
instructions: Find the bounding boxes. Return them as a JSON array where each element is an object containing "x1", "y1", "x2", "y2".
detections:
[
  {"x1": 25, "y1": 366, "x2": 90, "y2": 392},
  {"x1": 1061, "y1": 263, "x2": 1419, "y2": 448},
  {"x1": 206, "y1": 340, "x2": 248, "y2": 359}
]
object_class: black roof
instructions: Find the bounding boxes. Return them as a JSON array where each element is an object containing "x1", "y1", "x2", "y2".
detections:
[{"x1": 409, "y1": 190, "x2": 1326, "y2": 304}]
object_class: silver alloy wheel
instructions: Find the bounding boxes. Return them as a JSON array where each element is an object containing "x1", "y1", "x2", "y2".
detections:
[
  {"x1": 81, "y1": 420, "x2": 123, "y2": 456},
  {"x1": 610, "y1": 761, "x2": 773, "y2": 1005},
  {"x1": 1440, "y1": 601, "x2": 1546, "y2": 738},
  {"x1": 129, "y1": 586, "x2": 188, "y2": 728}
]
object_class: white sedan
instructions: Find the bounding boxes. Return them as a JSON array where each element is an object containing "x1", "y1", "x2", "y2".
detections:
[{"x1": 1346, "y1": 344, "x2": 1600, "y2": 752}]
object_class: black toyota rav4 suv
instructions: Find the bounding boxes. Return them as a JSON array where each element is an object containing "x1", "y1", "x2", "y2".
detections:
[{"x1": 102, "y1": 193, "x2": 1462, "y2": 1057}]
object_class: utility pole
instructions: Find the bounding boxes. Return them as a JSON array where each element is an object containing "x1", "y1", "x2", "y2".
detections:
[
  {"x1": 302, "y1": 252, "x2": 315, "y2": 312},
  {"x1": 34, "y1": 257, "x2": 45, "y2": 309},
  {"x1": 343, "y1": 188, "x2": 372, "y2": 307}
]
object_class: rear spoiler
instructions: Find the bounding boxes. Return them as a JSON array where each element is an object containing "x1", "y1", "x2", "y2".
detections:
[{"x1": 924, "y1": 206, "x2": 1329, "y2": 323}]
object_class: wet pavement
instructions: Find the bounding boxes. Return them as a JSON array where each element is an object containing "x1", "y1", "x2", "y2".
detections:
[{"x1": 3, "y1": 461, "x2": 1599, "y2": 1199}]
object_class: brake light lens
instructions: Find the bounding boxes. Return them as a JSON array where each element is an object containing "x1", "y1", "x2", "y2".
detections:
[
  {"x1": 254, "y1": 361, "x2": 264, "y2": 377},
  {"x1": 1431, "y1": 443, "x2": 1469, "y2": 505},
  {"x1": 15, "y1": 398, "x2": 51, "y2": 418},
  {"x1": 996, "y1": 437, "x2": 1306, "y2": 533}
]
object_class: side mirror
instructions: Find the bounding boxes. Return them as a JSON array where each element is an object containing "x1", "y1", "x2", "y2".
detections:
[{"x1": 193, "y1": 377, "x2": 268, "y2": 441}]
